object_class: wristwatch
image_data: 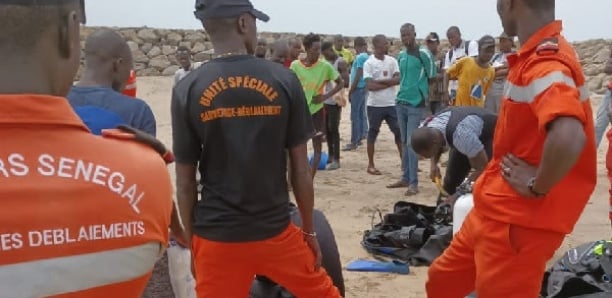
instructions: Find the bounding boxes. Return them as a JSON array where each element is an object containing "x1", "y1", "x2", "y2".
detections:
[{"x1": 527, "y1": 177, "x2": 546, "y2": 197}]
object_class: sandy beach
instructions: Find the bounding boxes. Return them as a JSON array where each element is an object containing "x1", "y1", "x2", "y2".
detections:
[{"x1": 141, "y1": 76, "x2": 611, "y2": 298}]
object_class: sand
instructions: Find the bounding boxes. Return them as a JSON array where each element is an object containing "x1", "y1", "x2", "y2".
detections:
[{"x1": 140, "y1": 76, "x2": 611, "y2": 298}]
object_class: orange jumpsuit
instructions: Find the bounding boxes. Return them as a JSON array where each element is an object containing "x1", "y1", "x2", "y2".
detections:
[
  {"x1": 427, "y1": 20, "x2": 596, "y2": 298},
  {"x1": 0, "y1": 95, "x2": 173, "y2": 297}
]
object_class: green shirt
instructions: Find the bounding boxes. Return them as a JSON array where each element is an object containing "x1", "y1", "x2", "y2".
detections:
[
  {"x1": 396, "y1": 46, "x2": 437, "y2": 106},
  {"x1": 290, "y1": 59, "x2": 339, "y2": 114}
]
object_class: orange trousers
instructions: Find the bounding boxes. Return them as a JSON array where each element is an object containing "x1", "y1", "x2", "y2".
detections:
[
  {"x1": 191, "y1": 223, "x2": 341, "y2": 298},
  {"x1": 427, "y1": 210, "x2": 564, "y2": 298}
]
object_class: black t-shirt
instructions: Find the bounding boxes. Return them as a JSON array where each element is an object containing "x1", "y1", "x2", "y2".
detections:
[{"x1": 171, "y1": 55, "x2": 314, "y2": 242}]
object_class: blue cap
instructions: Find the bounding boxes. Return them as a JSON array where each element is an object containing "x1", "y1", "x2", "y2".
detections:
[{"x1": 194, "y1": 0, "x2": 270, "y2": 22}]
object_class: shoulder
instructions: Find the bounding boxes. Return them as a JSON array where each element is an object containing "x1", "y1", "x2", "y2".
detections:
[{"x1": 385, "y1": 55, "x2": 398, "y2": 63}]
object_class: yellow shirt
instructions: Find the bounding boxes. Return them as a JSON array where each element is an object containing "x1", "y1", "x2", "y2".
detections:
[
  {"x1": 334, "y1": 48, "x2": 354, "y2": 65},
  {"x1": 447, "y1": 57, "x2": 495, "y2": 107}
]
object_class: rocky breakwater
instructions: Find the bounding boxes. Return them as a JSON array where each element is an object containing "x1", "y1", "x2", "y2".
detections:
[{"x1": 79, "y1": 27, "x2": 611, "y2": 95}]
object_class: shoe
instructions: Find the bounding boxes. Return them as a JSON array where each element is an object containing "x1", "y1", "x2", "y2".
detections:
[
  {"x1": 327, "y1": 161, "x2": 340, "y2": 170},
  {"x1": 342, "y1": 144, "x2": 358, "y2": 151}
]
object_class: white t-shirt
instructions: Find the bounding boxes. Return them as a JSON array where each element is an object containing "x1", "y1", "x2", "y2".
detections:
[
  {"x1": 174, "y1": 62, "x2": 203, "y2": 85},
  {"x1": 363, "y1": 55, "x2": 399, "y2": 107},
  {"x1": 444, "y1": 40, "x2": 479, "y2": 92}
]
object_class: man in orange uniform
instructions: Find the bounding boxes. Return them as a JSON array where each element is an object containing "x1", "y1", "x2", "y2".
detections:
[
  {"x1": 426, "y1": 0, "x2": 597, "y2": 297},
  {"x1": 0, "y1": 1, "x2": 174, "y2": 297},
  {"x1": 123, "y1": 69, "x2": 137, "y2": 98}
]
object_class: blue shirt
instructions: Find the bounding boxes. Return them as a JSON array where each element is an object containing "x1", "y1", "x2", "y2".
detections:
[
  {"x1": 350, "y1": 52, "x2": 369, "y2": 89},
  {"x1": 67, "y1": 86, "x2": 157, "y2": 136}
]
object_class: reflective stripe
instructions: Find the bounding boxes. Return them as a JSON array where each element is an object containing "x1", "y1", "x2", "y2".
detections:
[
  {"x1": 0, "y1": 242, "x2": 161, "y2": 297},
  {"x1": 504, "y1": 70, "x2": 590, "y2": 103},
  {"x1": 124, "y1": 83, "x2": 137, "y2": 90}
]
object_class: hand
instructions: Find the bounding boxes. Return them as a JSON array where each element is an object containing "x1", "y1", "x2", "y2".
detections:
[
  {"x1": 312, "y1": 95, "x2": 325, "y2": 104},
  {"x1": 500, "y1": 154, "x2": 539, "y2": 198},
  {"x1": 430, "y1": 164, "x2": 441, "y2": 182},
  {"x1": 170, "y1": 225, "x2": 190, "y2": 248},
  {"x1": 304, "y1": 234, "x2": 323, "y2": 271},
  {"x1": 442, "y1": 193, "x2": 459, "y2": 212}
]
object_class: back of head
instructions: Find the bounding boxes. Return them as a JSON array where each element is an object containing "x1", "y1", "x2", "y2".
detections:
[
  {"x1": 0, "y1": 0, "x2": 84, "y2": 96},
  {"x1": 523, "y1": 0, "x2": 554, "y2": 11},
  {"x1": 321, "y1": 41, "x2": 333, "y2": 52},
  {"x1": 83, "y1": 28, "x2": 133, "y2": 91},
  {"x1": 411, "y1": 127, "x2": 435, "y2": 155}
]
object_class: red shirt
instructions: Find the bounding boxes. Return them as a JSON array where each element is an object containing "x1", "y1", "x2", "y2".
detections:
[{"x1": 284, "y1": 59, "x2": 292, "y2": 68}]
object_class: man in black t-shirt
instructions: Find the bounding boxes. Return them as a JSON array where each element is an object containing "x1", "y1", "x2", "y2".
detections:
[{"x1": 172, "y1": 1, "x2": 341, "y2": 297}]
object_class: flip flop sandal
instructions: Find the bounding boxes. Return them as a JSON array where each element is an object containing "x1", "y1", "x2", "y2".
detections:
[{"x1": 367, "y1": 167, "x2": 382, "y2": 175}]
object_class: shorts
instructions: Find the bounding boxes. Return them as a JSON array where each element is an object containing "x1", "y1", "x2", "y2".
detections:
[{"x1": 312, "y1": 108, "x2": 326, "y2": 138}]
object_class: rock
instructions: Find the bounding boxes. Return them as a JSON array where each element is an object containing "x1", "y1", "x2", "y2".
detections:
[
  {"x1": 194, "y1": 51, "x2": 213, "y2": 62},
  {"x1": 127, "y1": 41, "x2": 139, "y2": 52},
  {"x1": 148, "y1": 55, "x2": 171, "y2": 70},
  {"x1": 192, "y1": 42, "x2": 206, "y2": 53},
  {"x1": 134, "y1": 63, "x2": 147, "y2": 72},
  {"x1": 137, "y1": 29, "x2": 159, "y2": 43},
  {"x1": 137, "y1": 68, "x2": 161, "y2": 76},
  {"x1": 141, "y1": 43, "x2": 153, "y2": 54},
  {"x1": 132, "y1": 50, "x2": 149, "y2": 64},
  {"x1": 592, "y1": 48, "x2": 610, "y2": 64},
  {"x1": 166, "y1": 32, "x2": 183, "y2": 46},
  {"x1": 185, "y1": 32, "x2": 206, "y2": 43},
  {"x1": 147, "y1": 46, "x2": 162, "y2": 58},
  {"x1": 584, "y1": 64, "x2": 602, "y2": 77},
  {"x1": 162, "y1": 45, "x2": 176, "y2": 56},
  {"x1": 162, "y1": 65, "x2": 180, "y2": 76},
  {"x1": 588, "y1": 74, "x2": 604, "y2": 93},
  {"x1": 179, "y1": 41, "x2": 192, "y2": 49}
]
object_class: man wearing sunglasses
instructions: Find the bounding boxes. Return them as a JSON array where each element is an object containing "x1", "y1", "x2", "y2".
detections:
[{"x1": 0, "y1": 1, "x2": 174, "y2": 297}]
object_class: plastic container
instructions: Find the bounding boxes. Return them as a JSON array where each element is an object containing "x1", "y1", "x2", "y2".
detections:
[
  {"x1": 308, "y1": 152, "x2": 329, "y2": 170},
  {"x1": 167, "y1": 238, "x2": 196, "y2": 298},
  {"x1": 453, "y1": 194, "x2": 474, "y2": 235}
]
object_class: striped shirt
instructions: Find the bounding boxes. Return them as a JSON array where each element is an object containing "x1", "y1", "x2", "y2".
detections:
[{"x1": 427, "y1": 111, "x2": 485, "y2": 158}]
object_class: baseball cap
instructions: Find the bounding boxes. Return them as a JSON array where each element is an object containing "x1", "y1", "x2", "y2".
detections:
[
  {"x1": 478, "y1": 35, "x2": 496, "y2": 48},
  {"x1": 426, "y1": 32, "x2": 440, "y2": 43},
  {"x1": 499, "y1": 32, "x2": 514, "y2": 41},
  {"x1": 194, "y1": 0, "x2": 270, "y2": 22},
  {"x1": 0, "y1": 0, "x2": 86, "y2": 24}
]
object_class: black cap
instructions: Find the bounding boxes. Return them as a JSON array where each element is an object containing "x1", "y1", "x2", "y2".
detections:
[{"x1": 194, "y1": 0, "x2": 270, "y2": 22}]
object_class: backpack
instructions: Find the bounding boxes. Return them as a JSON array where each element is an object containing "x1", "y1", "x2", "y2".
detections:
[
  {"x1": 447, "y1": 40, "x2": 471, "y2": 63},
  {"x1": 361, "y1": 201, "x2": 453, "y2": 266},
  {"x1": 541, "y1": 240, "x2": 612, "y2": 297}
]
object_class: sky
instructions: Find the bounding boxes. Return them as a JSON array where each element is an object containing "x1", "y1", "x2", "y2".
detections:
[{"x1": 86, "y1": 1, "x2": 609, "y2": 42}]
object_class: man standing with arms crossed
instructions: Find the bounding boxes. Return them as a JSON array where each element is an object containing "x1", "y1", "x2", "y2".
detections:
[
  {"x1": 426, "y1": 0, "x2": 596, "y2": 297},
  {"x1": 172, "y1": 0, "x2": 341, "y2": 297},
  {"x1": 0, "y1": 0, "x2": 173, "y2": 296}
]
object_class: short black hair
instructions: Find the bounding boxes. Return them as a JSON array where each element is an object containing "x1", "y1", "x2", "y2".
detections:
[
  {"x1": 202, "y1": 17, "x2": 237, "y2": 39},
  {"x1": 0, "y1": 2, "x2": 76, "y2": 52},
  {"x1": 447, "y1": 26, "x2": 461, "y2": 35},
  {"x1": 303, "y1": 33, "x2": 321, "y2": 50},
  {"x1": 524, "y1": 0, "x2": 554, "y2": 10},
  {"x1": 372, "y1": 34, "x2": 387, "y2": 45},
  {"x1": 177, "y1": 46, "x2": 191, "y2": 53},
  {"x1": 401, "y1": 23, "x2": 415, "y2": 31},
  {"x1": 410, "y1": 127, "x2": 436, "y2": 155},
  {"x1": 354, "y1": 37, "x2": 367, "y2": 47},
  {"x1": 321, "y1": 41, "x2": 333, "y2": 52}
]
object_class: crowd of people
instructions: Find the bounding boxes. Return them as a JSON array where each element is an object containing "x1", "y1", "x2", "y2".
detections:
[{"x1": 0, "y1": 0, "x2": 607, "y2": 297}]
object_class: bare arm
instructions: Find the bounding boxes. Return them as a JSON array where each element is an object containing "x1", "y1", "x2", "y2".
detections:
[
  {"x1": 467, "y1": 150, "x2": 489, "y2": 182},
  {"x1": 349, "y1": 68, "x2": 363, "y2": 93},
  {"x1": 175, "y1": 162, "x2": 198, "y2": 236},
  {"x1": 338, "y1": 60, "x2": 350, "y2": 88},
  {"x1": 289, "y1": 143, "x2": 315, "y2": 234},
  {"x1": 494, "y1": 66, "x2": 509, "y2": 79},
  {"x1": 320, "y1": 77, "x2": 344, "y2": 101},
  {"x1": 366, "y1": 79, "x2": 389, "y2": 91},
  {"x1": 379, "y1": 72, "x2": 401, "y2": 86},
  {"x1": 532, "y1": 117, "x2": 586, "y2": 193}
]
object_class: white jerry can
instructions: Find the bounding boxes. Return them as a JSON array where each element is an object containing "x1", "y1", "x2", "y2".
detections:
[{"x1": 452, "y1": 193, "x2": 474, "y2": 235}]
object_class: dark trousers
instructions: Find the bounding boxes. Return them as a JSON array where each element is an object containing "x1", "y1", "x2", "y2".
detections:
[
  {"x1": 443, "y1": 139, "x2": 493, "y2": 195},
  {"x1": 325, "y1": 104, "x2": 342, "y2": 162}
]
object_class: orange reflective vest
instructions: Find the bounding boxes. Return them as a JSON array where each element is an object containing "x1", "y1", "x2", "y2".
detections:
[
  {"x1": 123, "y1": 70, "x2": 137, "y2": 98},
  {"x1": 0, "y1": 95, "x2": 172, "y2": 297}
]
